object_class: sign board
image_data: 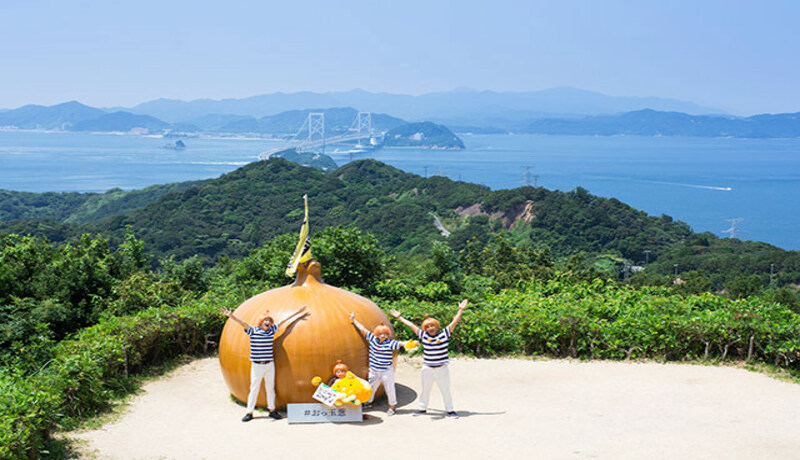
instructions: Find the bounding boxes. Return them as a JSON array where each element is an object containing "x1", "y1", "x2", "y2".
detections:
[
  {"x1": 312, "y1": 383, "x2": 341, "y2": 407},
  {"x1": 287, "y1": 403, "x2": 362, "y2": 424}
]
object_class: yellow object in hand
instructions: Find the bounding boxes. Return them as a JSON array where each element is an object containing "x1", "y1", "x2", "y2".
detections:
[{"x1": 404, "y1": 339, "x2": 420, "y2": 353}]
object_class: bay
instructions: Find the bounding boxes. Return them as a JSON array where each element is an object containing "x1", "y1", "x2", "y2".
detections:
[{"x1": 1, "y1": 130, "x2": 798, "y2": 250}]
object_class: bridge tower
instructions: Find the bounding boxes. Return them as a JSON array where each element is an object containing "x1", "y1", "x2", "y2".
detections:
[
  {"x1": 307, "y1": 113, "x2": 325, "y2": 153},
  {"x1": 356, "y1": 112, "x2": 372, "y2": 136}
]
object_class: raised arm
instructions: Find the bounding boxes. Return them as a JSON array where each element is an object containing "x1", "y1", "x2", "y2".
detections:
[
  {"x1": 390, "y1": 309, "x2": 421, "y2": 336},
  {"x1": 220, "y1": 307, "x2": 250, "y2": 329},
  {"x1": 349, "y1": 312, "x2": 369, "y2": 337},
  {"x1": 447, "y1": 299, "x2": 469, "y2": 333},
  {"x1": 277, "y1": 305, "x2": 307, "y2": 329}
]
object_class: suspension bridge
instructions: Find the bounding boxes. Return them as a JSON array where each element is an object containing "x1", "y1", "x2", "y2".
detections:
[{"x1": 258, "y1": 112, "x2": 383, "y2": 160}]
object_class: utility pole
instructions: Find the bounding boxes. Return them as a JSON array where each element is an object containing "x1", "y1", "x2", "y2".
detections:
[
  {"x1": 423, "y1": 166, "x2": 428, "y2": 178},
  {"x1": 674, "y1": 264, "x2": 679, "y2": 277},
  {"x1": 644, "y1": 250, "x2": 651, "y2": 266},
  {"x1": 533, "y1": 174, "x2": 539, "y2": 187}
]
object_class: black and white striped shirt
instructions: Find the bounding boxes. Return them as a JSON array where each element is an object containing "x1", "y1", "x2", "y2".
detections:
[
  {"x1": 418, "y1": 328, "x2": 451, "y2": 366},
  {"x1": 246, "y1": 324, "x2": 278, "y2": 362},
  {"x1": 366, "y1": 331, "x2": 402, "y2": 371}
]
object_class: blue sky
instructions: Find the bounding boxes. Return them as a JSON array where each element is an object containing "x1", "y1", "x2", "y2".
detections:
[{"x1": 1, "y1": 0, "x2": 798, "y2": 114}]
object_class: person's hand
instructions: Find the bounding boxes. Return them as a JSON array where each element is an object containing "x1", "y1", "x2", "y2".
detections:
[
  {"x1": 349, "y1": 312, "x2": 355, "y2": 322},
  {"x1": 389, "y1": 309, "x2": 401, "y2": 318},
  {"x1": 458, "y1": 299, "x2": 468, "y2": 311},
  {"x1": 220, "y1": 307, "x2": 232, "y2": 317},
  {"x1": 298, "y1": 305, "x2": 307, "y2": 313}
]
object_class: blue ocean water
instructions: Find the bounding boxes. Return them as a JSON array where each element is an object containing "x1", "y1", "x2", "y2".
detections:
[{"x1": 1, "y1": 130, "x2": 798, "y2": 250}]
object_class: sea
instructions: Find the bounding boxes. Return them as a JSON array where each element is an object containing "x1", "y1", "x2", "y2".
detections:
[{"x1": 1, "y1": 130, "x2": 798, "y2": 250}]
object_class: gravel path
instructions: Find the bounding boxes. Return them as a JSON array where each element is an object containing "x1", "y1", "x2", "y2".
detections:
[{"x1": 67, "y1": 356, "x2": 800, "y2": 459}]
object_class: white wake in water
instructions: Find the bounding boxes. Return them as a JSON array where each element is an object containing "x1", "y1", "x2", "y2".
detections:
[{"x1": 637, "y1": 179, "x2": 732, "y2": 191}]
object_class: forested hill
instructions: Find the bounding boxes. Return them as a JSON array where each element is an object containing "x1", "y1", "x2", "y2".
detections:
[
  {"x1": 1, "y1": 158, "x2": 693, "y2": 264},
  {"x1": 0, "y1": 180, "x2": 207, "y2": 223}
]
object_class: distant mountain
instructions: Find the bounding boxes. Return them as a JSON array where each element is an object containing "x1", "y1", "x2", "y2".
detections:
[
  {"x1": 383, "y1": 122, "x2": 465, "y2": 149},
  {"x1": 71, "y1": 111, "x2": 172, "y2": 133},
  {"x1": 524, "y1": 109, "x2": 800, "y2": 138},
  {"x1": 0, "y1": 101, "x2": 106, "y2": 130},
  {"x1": 121, "y1": 87, "x2": 724, "y2": 124},
  {"x1": 4, "y1": 99, "x2": 798, "y2": 139}
]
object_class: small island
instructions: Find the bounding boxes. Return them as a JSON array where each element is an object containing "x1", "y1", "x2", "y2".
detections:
[
  {"x1": 163, "y1": 140, "x2": 186, "y2": 150},
  {"x1": 270, "y1": 149, "x2": 338, "y2": 171},
  {"x1": 382, "y1": 122, "x2": 465, "y2": 150}
]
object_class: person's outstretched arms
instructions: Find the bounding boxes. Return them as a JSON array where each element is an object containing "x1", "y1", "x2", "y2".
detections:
[
  {"x1": 277, "y1": 305, "x2": 307, "y2": 329},
  {"x1": 447, "y1": 299, "x2": 469, "y2": 333},
  {"x1": 349, "y1": 312, "x2": 369, "y2": 337},
  {"x1": 390, "y1": 309, "x2": 421, "y2": 336},
  {"x1": 220, "y1": 307, "x2": 250, "y2": 329}
]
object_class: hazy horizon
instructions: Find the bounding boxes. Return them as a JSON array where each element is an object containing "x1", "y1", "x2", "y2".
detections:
[
  {"x1": 0, "y1": 86, "x2": 727, "y2": 115},
  {"x1": 2, "y1": 1, "x2": 799, "y2": 115}
]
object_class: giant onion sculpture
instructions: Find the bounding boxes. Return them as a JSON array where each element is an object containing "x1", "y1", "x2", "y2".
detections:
[{"x1": 218, "y1": 259, "x2": 393, "y2": 409}]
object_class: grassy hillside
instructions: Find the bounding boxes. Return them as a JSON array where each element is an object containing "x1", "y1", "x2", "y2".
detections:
[
  {"x1": 1, "y1": 158, "x2": 798, "y2": 293},
  {"x1": 0, "y1": 180, "x2": 207, "y2": 224},
  {"x1": 0, "y1": 159, "x2": 693, "y2": 262}
]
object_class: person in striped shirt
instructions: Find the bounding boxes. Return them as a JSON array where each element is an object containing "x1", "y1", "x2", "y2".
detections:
[
  {"x1": 349, "y1": 313, "x2": 414, "y2": 416},
  {"x1": 390, "y1": 299, "x2": 468, "y2": 418},
  {"x1": 220, "y1": 305, "x2": 306, "y2": 422}
]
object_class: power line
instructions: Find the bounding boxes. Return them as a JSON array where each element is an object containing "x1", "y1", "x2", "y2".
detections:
[{"x1": 721, "y1": 218, "x2": 744, "y2": 239}]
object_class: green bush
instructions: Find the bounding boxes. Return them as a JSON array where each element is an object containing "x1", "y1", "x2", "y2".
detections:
[{"x1": 0, "y1": 297, "x2": 229, "y2": 458}]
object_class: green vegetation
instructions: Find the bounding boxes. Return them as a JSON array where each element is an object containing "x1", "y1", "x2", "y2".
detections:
[
  {"x1": 2, "y1": 158, "x2": 800, "y2": 456},
  {"x1": 383, "y1": 122, "x2": 465, "y2": 149},
  {"x1": 270, "y1": 149, "x2": 338, "y2": 171},
  {"x1": 1, "y1": 224, "x2": 799, "y2": 457},
  {"x1": 0, "y1": 180, "x2": 206, "y2": 223},
  {"x1": 1, "y1": 157, "x2": 798, "y2": 294}
]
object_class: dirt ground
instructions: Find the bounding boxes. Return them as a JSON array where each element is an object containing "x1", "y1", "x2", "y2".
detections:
[{"x1": 67, "y1": 356, "x2": 800, "y2": 459}]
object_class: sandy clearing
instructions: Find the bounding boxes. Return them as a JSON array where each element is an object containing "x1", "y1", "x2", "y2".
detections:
[{"x1": 67, "y1": 356, "x2": 800, "y2": 459}]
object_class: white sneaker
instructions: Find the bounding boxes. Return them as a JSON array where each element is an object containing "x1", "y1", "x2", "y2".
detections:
[{"x1": 387, "y1": 408, "x2": 396, "y2": 416}]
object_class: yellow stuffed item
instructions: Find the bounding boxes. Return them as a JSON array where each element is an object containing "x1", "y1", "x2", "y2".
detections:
[
  {"x1": 330, "y1": 371, "x2": 372, "y2": 406},
  {"x1": 404, "y1": 339, "x2": 420, "y2": 353}
]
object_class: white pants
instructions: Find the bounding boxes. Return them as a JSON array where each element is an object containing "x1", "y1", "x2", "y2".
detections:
[
  {"x1": 367, "y1": 368, "x2": 397, "y2": 406},
  {"x1": 419, "y1": 364, "x2": 453, "y2": 411},
  {"x1": 246, "y1": 362, "x2": 276, "y2": 412}
]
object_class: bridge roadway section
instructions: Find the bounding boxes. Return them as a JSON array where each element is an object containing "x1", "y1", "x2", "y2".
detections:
[{"x1": 258, "y1": 132, "x2": 382, "y2": 160}]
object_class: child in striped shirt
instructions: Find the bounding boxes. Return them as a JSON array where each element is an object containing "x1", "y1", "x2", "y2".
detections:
[
  {"x1": 220, "y1": 305, "x2": 306, "y2": 422},
  {"x1": 390, "y1": 299, "x2": 468, "y2": 418},
  {"x1": 349, "y1": 313, "x2": 414, "y2": 416}
]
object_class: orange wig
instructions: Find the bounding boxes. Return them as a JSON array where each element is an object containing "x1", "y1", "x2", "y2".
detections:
[
  {"x1": 421, "y1": 315, "x2": 440, "y2": 330},
  {"x1": 256, "y1": 311, "x2": 274, "y2": 327},
  {"x1": 373, "y1": 322, "x2": 392, "y2": 337}
]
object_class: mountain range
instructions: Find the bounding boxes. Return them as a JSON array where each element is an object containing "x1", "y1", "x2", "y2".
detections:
[
  {"x1": 115, "y1": 87, "x2": 723, "y2": 123},
  {"x1": 2, "y1": 90, "x2": 800, "y2": 138}
]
